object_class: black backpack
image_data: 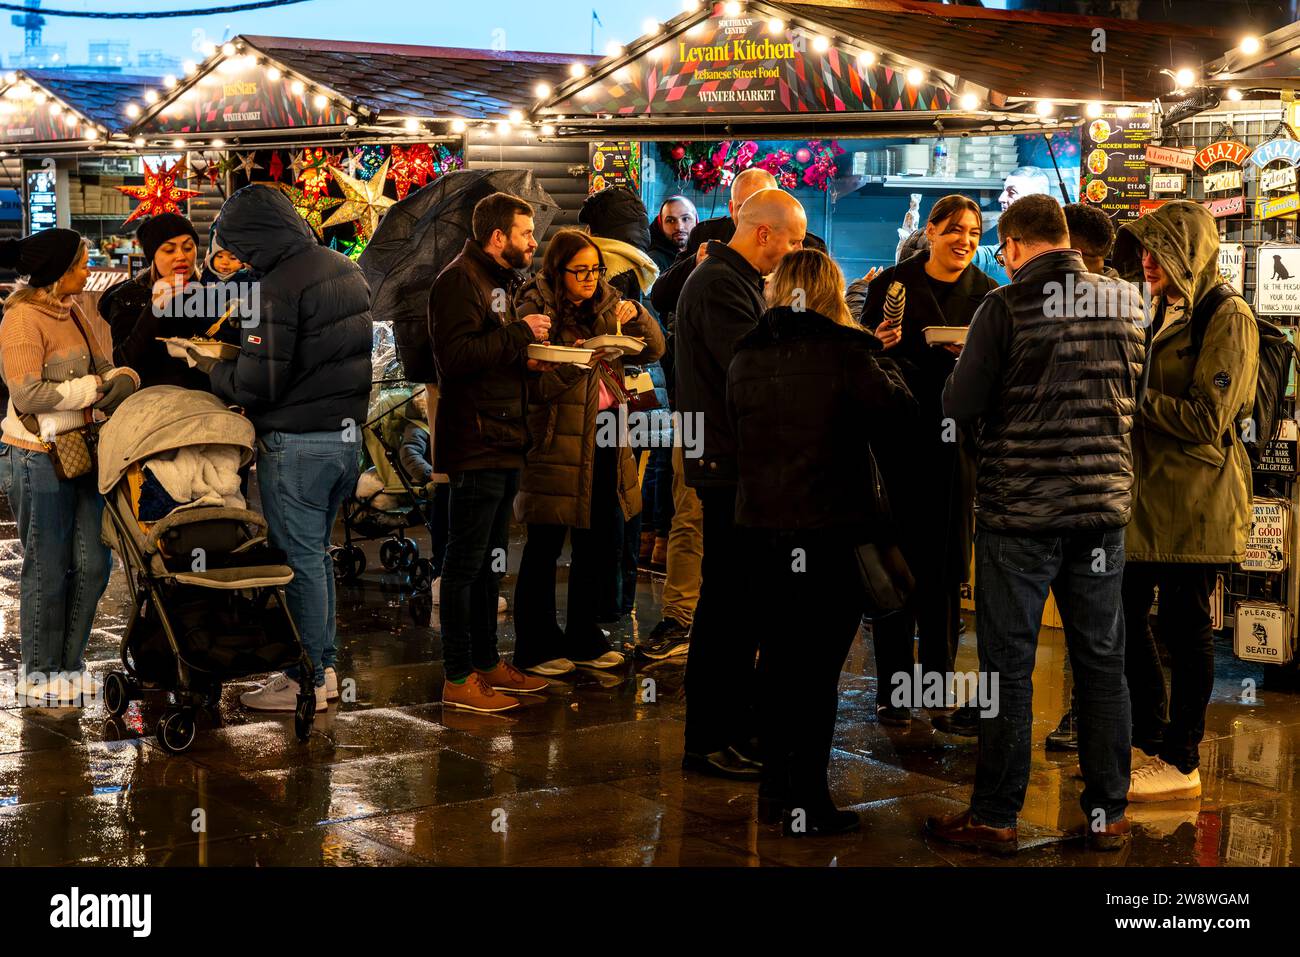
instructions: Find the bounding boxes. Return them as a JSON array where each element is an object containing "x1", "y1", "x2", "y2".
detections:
[{"x1": 1185, "y1": 283, "x2": 1298, "y2": 467}]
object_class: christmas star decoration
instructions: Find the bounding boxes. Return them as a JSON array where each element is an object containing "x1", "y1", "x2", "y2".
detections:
[
  {"x1": 293, "y1": 147, "x2": 332, "y2": 198},
  {"x1": 351, "y1": 145, "x2": 386, "y2": 181},
  {"x1": 117, "y1": 157, "x2": 202, "y2": 225},
  {"x1": 235, "y1": 151, "x2": 263, "y2": 180},
  {"x1": 322, "y1": 158, "x2": 396, "y2": 239},
  {"x1": 339, "y1": 229, "x2": 367, "y2": 261},
  {"x1": 388, "y1": 143, "x2": 436, "y2": 200},
  {"x1": 267, "y1": 151, "x2": 284, "y2": 182},
  {"x1": 272, "y1": 182, "x2": 343, "y2": 239}
]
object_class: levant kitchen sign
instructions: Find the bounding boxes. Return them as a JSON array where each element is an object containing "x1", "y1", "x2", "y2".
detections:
[{"x1": 542, "y1": 12, "x2": 953, "y2": 117}]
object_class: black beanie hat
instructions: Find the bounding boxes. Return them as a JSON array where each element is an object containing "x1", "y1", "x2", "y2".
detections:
[
  {"x1": 0, "y1": 228, "x2": 84, "y2": 288},
  {"x1": 136, "y1": 212, "x2": 199, "y2": 265}
]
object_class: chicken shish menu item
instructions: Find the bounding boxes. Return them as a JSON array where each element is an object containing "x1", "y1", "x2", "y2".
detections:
[{"x1": 1080, "y1": 107, "x2": 1152, "y2": 223}]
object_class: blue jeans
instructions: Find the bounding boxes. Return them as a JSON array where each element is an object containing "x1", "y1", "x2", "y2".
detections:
[
  {"x1": 256, "y1": 430, "x2": 360, "y2": 688},
  {"x1": 441, "y1": 468, "x2": 517, "y2": 681},
  {"x1": 8, "y1": 446, "x2": 111, "y2": 679},
  {"x1": 973, "y1": 526, "x2": 1130, "y2": 829}
]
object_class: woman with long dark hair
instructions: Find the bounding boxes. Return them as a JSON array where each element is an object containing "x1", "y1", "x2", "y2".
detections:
[
  {"x1": 730, "y1": 248, "x2": 915, "y2": 835},
  {"x1": 512, "y1": 229, "x2": 665, "y2": 675},
  {"x1": 0, "y1": 230, "x2": 139, "y2": 705},
  {"x1": 860, "y1": 194, "x2": 999, "y2": 733}
]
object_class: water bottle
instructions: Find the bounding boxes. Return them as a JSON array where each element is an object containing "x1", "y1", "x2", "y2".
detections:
[{"x1": 930, "y1": 137, "x2": 949, "y2": 178}]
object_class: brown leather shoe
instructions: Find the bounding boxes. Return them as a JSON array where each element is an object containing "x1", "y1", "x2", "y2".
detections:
[
  {"x1": 478, "y1": 659, "x2": 548, "y2": 695},
  {"x1": 442, "y1": 672, "x2": 520, "y2": 713},
  {"x1": 924, "y1": 808, "x2": 1018, "y2": 856},
  {"x1": 1084, "y1": 816, "x2": 1132, "y2": 851}
]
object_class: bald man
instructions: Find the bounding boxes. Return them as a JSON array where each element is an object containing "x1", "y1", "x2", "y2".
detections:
[
  {"x1": 676, "y1": 188, "x2": 807, "y2": 780},
  {"x1": 649, "y1": 169, "x2": 825, "y2": 317}
]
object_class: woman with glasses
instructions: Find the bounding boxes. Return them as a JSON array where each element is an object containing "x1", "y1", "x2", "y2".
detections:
[
  {"x1": 859, "y1": 194, "x2": 999, "y2": 733},
  {"x1": 511, "y1": 229, "x2": 665, "y2": 674}
]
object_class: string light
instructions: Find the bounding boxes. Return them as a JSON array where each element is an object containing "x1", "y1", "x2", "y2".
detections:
[
  {"x1": 313, "y1": 93, "x2": 328, "y2": 108},
  {"x1": 171, "y1": 138, "x2": 185, "y2": 149},
  {"x1": 182, "y1": 60, "x2": 197, "y2": 75},
  {"x1": 541, "y1": 123, "x2": 555, "y2": 136},
  {"x1": 569, "y1": 63, "x2": 586, "y2": 78},
  {"x1": 535, "y1": 82, "x2": 552, "y2": 99},
  {"x1": 85, "y1": 127, "x2": 99, "y2": 140},
  {"x1": 48, "y1": 103, "x2": 60, "y2": 115},
  {"x1": 143, "y1": 90, "x2": 158, "y2": 104},
  {"x1": 724, "y1": 1, "x2": 741, "y2": 14},
  {"x1": 1241, "y1": 36, "x2": 1261, "y2": 55},
  {"x1": 905, "y1": 68, "x2": 924, "y2": 86},
  {"x1": 642, "y1": 19, "x2": 659, "y2": 35},
  {"x1": 509, "y1": 109, "x2": 524, "y2": 123},
  {"x1": 221, "y1": 43, "x2": 236, "y2": 57},
  {"x1": 959, "y1": 93, "x2": 979, "y2": 111},
  {"x1": 856, "y1": 50, "x2": 875, "y2": 67},
  {"x1": 211, "y1": 138, "x2": 225, "y2": 148},
  {"x1": 163, "y1": 74, "x2": 177, "y2": 88},
  {"x1": 811, "y1": 35, "x2": 830, "y2": 53},
  {"x1": 1035, "y1": 99, "x2": 1055, "y2": 116},
  {"x1": 605, "y1": 41, "x2": 624, "y2": 57},
  {"x1": 1227, "y1": 87, "x2": 1244, "y2": 101},
  {"x1": 345, "y1": 115, "x2": 358, "y2": 126},
  {"x1": 267, "y1": 66, "x2": 282, "y2": 81},
  {"x1": 1174, "y1": 68, "x2": 1196, "y2": 88},
  {"x1": 495, "y1": 120, "x2": 510, "y2": 136},
  {"x1": 1115, "y1": 105, "x2": 1133, "y2": 119},
  {"x1": 201, "y1": 41, "x2": 216, "y2": 57},
  {"x1": 291, "y1": 79, "x2": 305, "y2": 95},
  {"x1": 134, "y1": 136, "x2": 145, "y2": 147},
  {"x1": 768, "y1": 17, "x2": 784, "y2": 33},
  {"x1": 451, "y1": 119, "x2": 467, "y2": 133},
  {"x1": 125, "y1": 103, "x2": 141, "y2": 118}
]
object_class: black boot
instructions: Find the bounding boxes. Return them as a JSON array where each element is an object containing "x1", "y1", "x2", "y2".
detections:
[{"x1": 1046, "y1": 708, "x2": 1078, "y2": 752}]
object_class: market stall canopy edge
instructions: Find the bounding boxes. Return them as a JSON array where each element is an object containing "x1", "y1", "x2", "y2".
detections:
[
  {"x1": 0, "y1": 70, "x2": 157, "y2": 149},
  {"x1": 532, "y1": 0, "x2": 1229, "y2": 139}
]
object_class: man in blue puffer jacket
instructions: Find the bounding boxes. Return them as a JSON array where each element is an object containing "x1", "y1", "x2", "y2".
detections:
[{"x1": 200, "y1": 184, "x2": 372, "y2": 713}]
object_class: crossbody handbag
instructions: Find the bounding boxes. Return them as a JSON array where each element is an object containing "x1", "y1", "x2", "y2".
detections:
[
  {"x1": 19, "y1": 309, "x2": 103, "y2": 481},
  {"x1": 855, "y1": 445, "x2": 915, "y2": 613}
]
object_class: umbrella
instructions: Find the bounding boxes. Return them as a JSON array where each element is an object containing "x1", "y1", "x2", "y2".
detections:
[{"x1": 359, "y1": 169, "x2": 559, "y2": 383}]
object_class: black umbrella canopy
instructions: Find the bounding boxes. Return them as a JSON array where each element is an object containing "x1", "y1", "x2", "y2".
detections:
[{"x1": 360, "y1": 168, "x2": 559, "y2": 383}]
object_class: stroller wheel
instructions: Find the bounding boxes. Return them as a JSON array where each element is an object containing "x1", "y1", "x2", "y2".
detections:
[
  {"x1": 399, "y1": 538, "x2": 419, "y2": 568},
  {"x1": 156, "y1": 710, "x2": 197, "y2": 754},
  {"x1": 104, "y1": 671, "x2": 131, "y2": 717},
  {"x1": 348, "y1": 545, "x2": 367, "y2": 577},
  {"x1": 410, "y1": 558, "x2": 435, "y2": 592},
  {"x1": 409, "y1": 593, "x2": 432, "y2": 625},
  {"x1": 293, "y1": 695, "x2": 315, "y2": 742},
  {"x1": 331, "y1": 547, "x2": 357, "y2": 583},
  {"x1": 379, "y1": 539, "x2": 403, "y2": 571}
]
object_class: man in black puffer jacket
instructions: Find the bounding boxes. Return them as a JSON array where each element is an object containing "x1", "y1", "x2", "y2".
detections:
[
  {"x1": 928, "y1": 195, "x2": 1146, "y2": 856},
  {"x1": 202, "y1": 184, "x2": 372, "y2": 714}
]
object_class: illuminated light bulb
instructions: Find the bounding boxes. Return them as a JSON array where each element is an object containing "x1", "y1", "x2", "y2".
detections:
[
  {"x1": 535, "y1": 82, "x2": 552, "y2": 98},
  {"x1": 642, "y1": 19, "x2": 660, "y2": 35},
  {"x1": 812, "y1": 35, "x2": 830, "y2": 53},
  {"x1": 144, "y1": 89, "x2": 159, "y2": 104},
  {"x1": 48, "y1": 103, "x2": 60, "y2": 115},
  {"x1": 451, "y1": 119, "x2": 467, "y2": 132},
  {"x1": 960, "y1": 93, "x2": 979, "y2": 111},
  {"x1": 1227, "y1": 87, "x2": 1244, "y2": 101},
  {"x1": 906, "y1": 67, "x2": 924, "y2": 86},
  {"x1": 1115, "y1": 105, "x2": 1133, "y2": 119},
  {"x1": 857, "y1": 50, "x2": 876, "y2": 67},
  {"x1": 125, "y1": 103, "x2": 141, "y2": 118},
  {"x1": 496, "y1": 120, "x2": 511, "y2": 136},
  {"x1": 211, "y1": 138, "x2": 225, "y2": 148},
  {"x1": 172, "y1": 138, "x2": 185, "y2": 149},
  {"x1": 687, "y1": 22, "x2": 706, "y2": 36},
  {"x1": 313, "y1": 93, "x2": 328, "y2": 109},
  {"x1": 3, "y1": 72, "x2": 14, "y2": 84},
  {"x1": 724, "y1": 1, "x2": 742, "y2": 14},
  {"x1": 403, "y1": 117, "x2": 420, "y2": 132},
  {"x1": 134, "y1": 136, "x2": 145, "y2": 147},
  {"x1": 222, "y1": 43, "x2": 236, "y2": 57},
  {"x1": 1035, "y1": 99, "x2": 1055, "y2": 116},
  {"x1": 541, "y1": 123, "x2": 556, "y2": 136},
  {"x1": 1085, "y1": 101, "x2": 1102, "y2": 118},
  {"x1": 569, "y1": 62, "x2": 586, "y2": 78},
  {"x1": 1241, "y1": 36, "x2": 1261, "y2": 55},
  {"x1": 33, "y1": 91, "x2": 45, "y2": 104},
  {"x1": 163, "y1": 74, "x2": 177, "y2": 88},
  {"x1": 345, "y1": 115, "x2": 358, "y2": 126},
  {"x1": 266, "y1": 66, "x2": 281, "y2": 81},
  {"x1": 291, "y1": 79, "x2": 305, "y2": 95},
  {"x1": 605, "y1": 41, "x2": 624, "y2": 57},
  {"x1": 183, "y1": 60, "x2": 197, "y2": 75},
  {"x1": 1174, "y1": 68, "x2": 1195, "y2": 88},
  {"x1": 681, "y1": 0, "x2": 700, "y2": 10},
  {"x1": 768, "y1": 18, "x2": 785, "y2": 33},
  {"x1": 201, "y1": 42, "x2": 216, "y2": 57},
  {"x1": 509, "y1": 109, "x2": 524, "y2": 123},
  {"x1": 85, "y1": 127, "x2": 99, "y2": 140}
]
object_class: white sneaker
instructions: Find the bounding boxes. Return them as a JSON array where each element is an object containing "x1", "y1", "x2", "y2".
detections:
[
  {"x1": 572, "y1": 650, "x2": 626, "y2": 670},
  {"x1": 239, "y1": 673, "x2": 327, "y2": 712},
  {"x1": 1132, "y1": 747, "x2": 1156, "y2": 771},
  {"x1": 325, "y1": 667, "x2": 339, "y2": 701},
  {"x1": 429, "y1": 577, "x2": 506, "y2": 613},
  {"x1": 1128, "y1": 757, "x2": 1202, "y2": 802},
  {"x1": 17, "y1": 675, "x2": 80, "y2": 708},
  {"x1": 524, "y1": 658, "x2": 576, "y2": 676}
]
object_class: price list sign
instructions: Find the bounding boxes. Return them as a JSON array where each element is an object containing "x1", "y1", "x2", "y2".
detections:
[
  {"x1": 1256, "y1": 245, "x2": 1300, "y2": 316},
  {"x1": 1080, "y1": 108, "x2": 1152, "y2": 223},
  {"x1": 589, "y1": 141, "x2": 641, "y2": 195}
]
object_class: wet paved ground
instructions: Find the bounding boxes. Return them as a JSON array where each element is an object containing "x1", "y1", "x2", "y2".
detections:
[{"x1": 2, "y1": 498, "x2": 1300, "y2": 867}]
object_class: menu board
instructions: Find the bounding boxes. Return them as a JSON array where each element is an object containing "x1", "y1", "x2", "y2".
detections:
[
  {"x1": 589, "y1": 141, "x2": 641, "y2": 195},
  {"x1": 26, "y1": 169, "x2": 56, "y2": 233},
  {"x1": 1080, "y1": 108, "x2": 1152, "y2": 223}
]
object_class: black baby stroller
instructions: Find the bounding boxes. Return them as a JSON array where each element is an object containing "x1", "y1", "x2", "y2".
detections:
[
  {"x1": 97, "y1": 386, "x2": 316, "y2": 754},
  {"x1": 332, "y1": 383, "x2": 438, "y2": 590}
]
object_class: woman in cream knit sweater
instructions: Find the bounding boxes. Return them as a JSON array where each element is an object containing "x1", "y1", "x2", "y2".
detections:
[{"x1": 0, "y1": 229, "x2": 139, "y2": 706}]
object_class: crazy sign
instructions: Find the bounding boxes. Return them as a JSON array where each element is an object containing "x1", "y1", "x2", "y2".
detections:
[
  {"x1": 1248, "y1": 138, "x2": 1300, "y2": 169},
  {"x1": 1194, "y1": 140, "x2": 1250, "y2": 170}
]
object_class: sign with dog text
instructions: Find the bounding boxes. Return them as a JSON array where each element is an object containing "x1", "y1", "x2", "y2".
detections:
[
  {"x1": 1204, "y1": 168, "x2": 1243, "y2": 192},
  {"x1": 1242, "y1": 497, "x2": 1289, "y2": 571},
  {"x1": 1263, "y1": 164, "x2": 1299, "y2": 192},
  {"x1": 1256, "y1": 245, "x2": 1300, "y2": 314},
  {"x1": 1234, "y1": 602, "x2": 1292, "y2": 664}
]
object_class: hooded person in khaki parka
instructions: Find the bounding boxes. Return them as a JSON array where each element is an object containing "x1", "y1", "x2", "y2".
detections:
[{"x1": 1110, "y1": 200, "x2": 1259, "y2": 803}]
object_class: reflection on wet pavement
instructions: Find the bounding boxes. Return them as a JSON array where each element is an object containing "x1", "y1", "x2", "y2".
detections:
[{"x1": 3, "y1": 502, "x2": 1300, "y2": 867}]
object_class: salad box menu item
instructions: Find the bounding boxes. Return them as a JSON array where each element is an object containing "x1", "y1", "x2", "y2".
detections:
[{"x1": 1081, "y1": 108, "x2": 1153, "y2": 223}]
